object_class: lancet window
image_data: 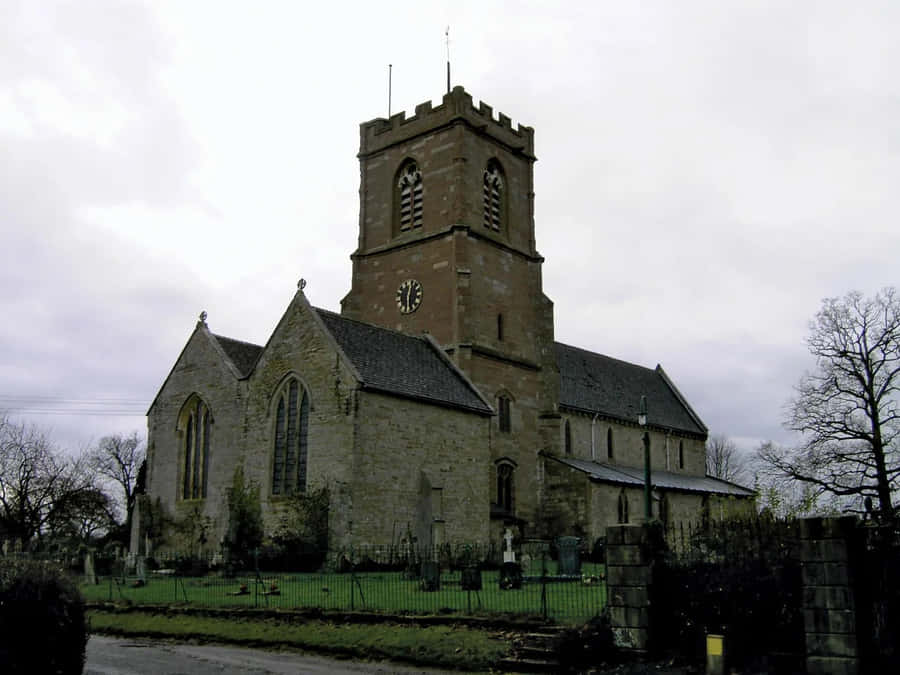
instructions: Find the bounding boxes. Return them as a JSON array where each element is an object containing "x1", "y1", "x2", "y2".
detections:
[
  {"x1": 180, "y1": 396, "x2": 211, "y2": 500},
  {"x1": 272, "y1": 377, "x2": 310, "y2": 495}
]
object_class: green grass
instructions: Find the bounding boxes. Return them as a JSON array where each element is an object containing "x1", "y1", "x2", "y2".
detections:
[
  {"x1": 87, "y1": 609, "x2": 509, "y2": 671},
  {"x1": 82, "y1": 564, "x2": 606, "y2": 624}
]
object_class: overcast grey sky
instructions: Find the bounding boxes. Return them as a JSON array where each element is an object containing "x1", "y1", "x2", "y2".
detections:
[{"x1": 2, "y1": 1, "x2": 898, "y2": 455}]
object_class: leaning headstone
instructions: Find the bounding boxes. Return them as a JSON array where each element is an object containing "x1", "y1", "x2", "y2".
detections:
[{"x1": 557, "y1": 536, "x2": 581, "y2": 576}]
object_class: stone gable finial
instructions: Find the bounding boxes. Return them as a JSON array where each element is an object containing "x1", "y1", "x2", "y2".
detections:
[
  {"x1": 199, "y1": 310, "x2": 208, "y2": 324},
  {"x1": 298, "y1": 278, "x2": 307, "y2": 291}
]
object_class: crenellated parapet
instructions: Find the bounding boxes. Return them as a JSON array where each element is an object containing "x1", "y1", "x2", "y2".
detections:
[{"x1": 359, "y1": 85, "x2": 535, "y2": 159}]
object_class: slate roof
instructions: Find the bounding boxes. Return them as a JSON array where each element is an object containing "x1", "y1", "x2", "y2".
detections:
[
  {"x1": 551, "y1": 456, "x2": 754, "y2": 497},
  {"x1": 211, "y1": 334, "x2": 263, "y2": 378},
  {"x1": 555, "y1": 342, "x2": 706, "y2": 436},
  {"x1": 315, "y1": 309, "x2": 492, "y2": 414}
]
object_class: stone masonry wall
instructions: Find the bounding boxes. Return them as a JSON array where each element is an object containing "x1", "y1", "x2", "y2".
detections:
[
  {"x1": 800, "y1": 516, "x2": 863, "y2": 675},
  {"x1": 351, "y1": 391, "x2": 491, "y2": 547}
]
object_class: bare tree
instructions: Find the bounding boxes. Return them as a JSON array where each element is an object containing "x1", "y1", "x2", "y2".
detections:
[
  {"x1": 705, "y1": 434, "x2": 749, "y2": 484},
  {"x1": 0, "y1": 413, "x2": 97, "y2": 547},
  {"x1": 760, "y1": 288, "x2": 900, "y2": 516},
  {"x1": 88, "y1": 432, "x2": 145, "y2": 531}
]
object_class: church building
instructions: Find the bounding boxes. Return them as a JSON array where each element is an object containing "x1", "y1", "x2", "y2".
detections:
[{"x1": 137, "y1": 86, "x2": 752, "y2": 554}]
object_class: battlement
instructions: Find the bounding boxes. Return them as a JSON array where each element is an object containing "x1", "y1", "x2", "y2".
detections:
[{"x1": 359, "y1": 86, "x2": 535, "y2": 158}]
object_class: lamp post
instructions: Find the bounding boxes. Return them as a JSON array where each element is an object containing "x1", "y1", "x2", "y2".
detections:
[{"x1": 638, "y1": 395, "x2": 652, "y2": 521}]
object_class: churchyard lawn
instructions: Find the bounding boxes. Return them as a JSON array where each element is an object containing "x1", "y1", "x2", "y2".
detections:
[{"x1": 80, "y1": 563, "x2": 606, "y2": 624}]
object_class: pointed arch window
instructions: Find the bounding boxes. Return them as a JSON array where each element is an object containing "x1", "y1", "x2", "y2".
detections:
[
  {"x1": 483, "y1": 161, "x2": 504, "y2": 230},
  {"x1": 564, "y1": 420, "x2": 572, "y2": 455},
  {"x1": 180, "y1": 397, "x2": 211, "y2": 500},
  {"x1": 397, "y1": 161, "x2": 423, "y2": 231},
  {"x1": 617, "y1": 490, "x2": 629, "y2": 524},
  {"x1": 272, "y1": 377, "x2": 310, "y2": 495},
  {"x1": 496, "y1": 462, "x2": 515, "y2": 513}
]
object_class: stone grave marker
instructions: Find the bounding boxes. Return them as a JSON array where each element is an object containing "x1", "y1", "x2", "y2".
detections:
[{"x1": 557, "y1": 536, "x2": 581, "y2": 576}]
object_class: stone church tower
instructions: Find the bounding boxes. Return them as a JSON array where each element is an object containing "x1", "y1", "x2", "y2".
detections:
[{"x1": 341, "y1": 86, "x2": 560, "y2": 534}]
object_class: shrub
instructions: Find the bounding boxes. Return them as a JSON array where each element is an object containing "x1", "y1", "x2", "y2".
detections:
[{"x1": 0, "y1": 558, "x2": 88, "y2": 674}]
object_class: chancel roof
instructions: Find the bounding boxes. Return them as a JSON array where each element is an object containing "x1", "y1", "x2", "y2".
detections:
[
  {"x1": 315, "y1": 309, "x2": 491, "y2": 414},
  {"x1": 554, "y1": 342, "x2": 706, "y2": 436},
  {"x1": 551, "y1": 456, "x2": 754, "y2": 497}
]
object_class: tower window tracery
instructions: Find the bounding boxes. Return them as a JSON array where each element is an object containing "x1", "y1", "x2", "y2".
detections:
[
  {"x1": 483, "y1": 161, "x2": 504, "y2": 230},
  {"x1": 397, "y1": 161, "x2": 423, "y2": 231}
]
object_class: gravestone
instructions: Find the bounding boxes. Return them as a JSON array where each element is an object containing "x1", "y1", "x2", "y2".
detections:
[
  {"x1": 421, "y1": 560, "x2": 440, "y2": 591},
  {"x1": 83, "y1": 551, "x2": 97, "y2": 585},
  {"x1": 499, "y1": 561, "x2": 523, "y2": 590},
  {"x1": 461, "y1": 566, "x2": 482, "y2": 591},
  {"x1": 503, "y1": 528, "x2": 516, "y2": 563},
  {"x1": 136, "y1": 556, "x2": 148, "y2": 584},
  {"x1": 557, "y1": 536, "x2": 581, "y2": 576}
]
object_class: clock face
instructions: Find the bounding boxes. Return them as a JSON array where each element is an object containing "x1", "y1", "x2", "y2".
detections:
[{"x1": 396, "y1": 279, "x2": 423, "y2": 314}]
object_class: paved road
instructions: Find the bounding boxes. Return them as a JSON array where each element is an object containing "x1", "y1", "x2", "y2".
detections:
[{"x1": 85, "y1": 635, "x2": 466, "y2": 675}]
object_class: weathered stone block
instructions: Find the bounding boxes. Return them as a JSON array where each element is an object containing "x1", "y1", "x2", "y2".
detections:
[
  {"x1": 611, "y1": 626, "x2": 649, "y2": 651},
  {"x1": 606, "y1": 544, "x2": 647, "y2": 566},
  {"x1": 806, "y1": 655, "x2": 858, "y2": 675},
  {"x1": 801, "y1": 539, "x2": 849, "y2": 563},
  {"x1": 803, "y1": 586, "x2": 854, "y2": 611},
  {"x1": 803, "y1": 608, "x2": 856, "y2": 634},
  {"x1": 607, "y1": 564, "x2": 651, "y2": 587},
  {"x1": 805, "y1": 632, "x2": 857, "y2": 658},
  {"x1": 606, "y1": 586, "x2": 650, "y2": 608},
  {"x1": 608, "y1": 605, "x2": 649, "y2": 628},
  {"x1": 800, "y1": 516, "x2": 858, "y2": 541},
  {"x1": 802, "y1": 562, "x2": 850, "y2": 587}
]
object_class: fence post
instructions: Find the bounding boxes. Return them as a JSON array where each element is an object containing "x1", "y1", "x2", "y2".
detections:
[
  {"x1": 800, "y1": 516, "x2": 862, "y2": 675},
  {"x1": 541, "y1": 548, "x2": 548, "y2": 620},
  {"x1": 350, "y1": 548, "x2": 355, "y2": 611}
]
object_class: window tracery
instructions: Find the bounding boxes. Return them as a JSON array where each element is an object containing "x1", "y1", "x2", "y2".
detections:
[
  {"x1": 272, "y1": 377, "x2": 310, "y2": 495},
  {"x1": 397, "y1": 162, "x2": 423, "y2": 231}
]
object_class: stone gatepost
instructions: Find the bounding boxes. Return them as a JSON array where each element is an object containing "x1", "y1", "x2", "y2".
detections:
[
  {"x1": 605, "y1": 522, "x2": 663, "y2": 652},
  {"x1": 800, "y1": 516, "x2": 862, "y2": 675}
]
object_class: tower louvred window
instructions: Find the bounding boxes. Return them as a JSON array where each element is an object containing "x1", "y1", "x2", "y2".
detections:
[
  {"x1": 483, "y1": 164, "x2": 503, "y2": 230},
  {"x1": 398, "y1": 163, "x2": 423, "y2": 230}
]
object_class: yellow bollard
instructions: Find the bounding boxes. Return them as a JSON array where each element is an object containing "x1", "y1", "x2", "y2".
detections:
[{"x1": 706, "y1": 634, "x2": 725, "y2": 675}]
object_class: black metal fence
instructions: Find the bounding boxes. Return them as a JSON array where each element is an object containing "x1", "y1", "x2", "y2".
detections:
[
  {"x1": 77, "y1": 541, "x2": 606, "y2": 624},
  {"x1": 654, "y1": 518, "x2": 804, "y2": 670}
]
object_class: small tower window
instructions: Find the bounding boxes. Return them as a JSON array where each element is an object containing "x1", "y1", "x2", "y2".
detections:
[
  {"x1": 564, "y1": 420, "x2": 572, "y2": 455},
  {"x1": 497, "y1": 314, "x2": 504, "y2": 341},
  {"x1": 498, "y1": 395, "x2": 511, "y2": 433},
  {"x1": 617, "y1": 490, "x2": 629, "y2": 524},
  {"x1": 678, "y1": 440, "x2": 685, "y2": 469},
  {"x1": 483, "y1": 161, "x2": 504, "y2": 230},
  {"x1": 397, "y1": 161, "x2": 423, "y2": 231},
  {"x1": 607, "y1": 427, "x2": 614, "y2": 460}
]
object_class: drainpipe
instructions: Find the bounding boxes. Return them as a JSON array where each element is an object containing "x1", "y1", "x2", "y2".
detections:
[{"x1": 590, "y1": 411, "x2": 601, "y2": 461}]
